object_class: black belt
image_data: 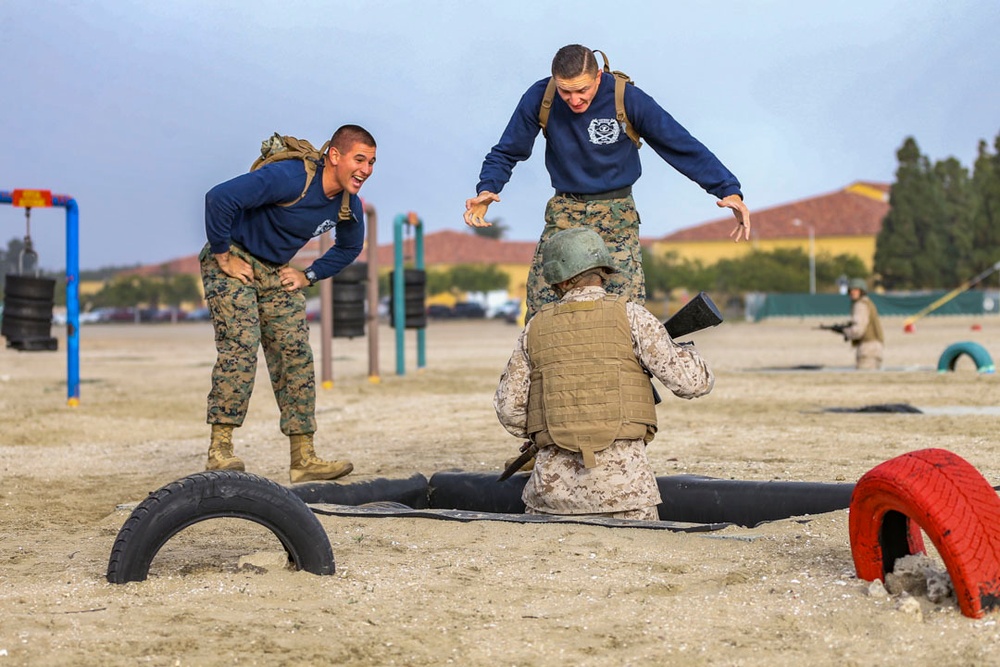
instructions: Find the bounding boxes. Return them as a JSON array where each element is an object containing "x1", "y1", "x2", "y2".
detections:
[{"x1": 555, "y1": 186, "x2": 632, "y2": 202}]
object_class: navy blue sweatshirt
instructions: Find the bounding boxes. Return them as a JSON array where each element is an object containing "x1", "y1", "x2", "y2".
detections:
[
  {"x1": 476, "y1": 72, "x2": 742, "y2": 200},
  {"x1": 205, "y1": 159, "x2": 364, "y2": 280}
]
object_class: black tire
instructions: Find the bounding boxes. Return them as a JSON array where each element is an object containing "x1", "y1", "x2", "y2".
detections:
[
  {"x1": 3, "y1": 297, "x2": 55, "y2": 321},
  {"x1": 399, "y1": 269, "x2": 426, "y2": 287},
  {"x1": 333, "y1": 283, "x2": 367, "y2": 303},
  {"x1": 106, "y1": 470, "x2": 335, "y2": 584},
  {"x1": 6, "y1": 336, "x2": 58, "y2": 352},
  {"x1": 333, "y1": 324, "x2": 366, "y2": 339},
  {"x1": 4, "y1": 274, "x2": 56, "y2": 300},
  {"x1": 2, "y1": 318, "x2": 53, "y2": 341},
  {"x1": 334, "y1": 261, "x2": 368, "y2": 283}
]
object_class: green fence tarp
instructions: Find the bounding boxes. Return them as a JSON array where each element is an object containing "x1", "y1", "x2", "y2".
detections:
[{"x1": 752, "y1": 290, "x2": 989, "y2": 321}]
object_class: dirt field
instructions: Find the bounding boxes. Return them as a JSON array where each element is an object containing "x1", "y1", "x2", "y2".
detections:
[{"x1": 2, "y1": 312, "x2": 999, "y2": 666}]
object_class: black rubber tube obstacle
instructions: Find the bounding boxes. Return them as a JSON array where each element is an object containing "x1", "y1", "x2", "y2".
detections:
[{"x1": 290, "y1": 471, "x2": 857, "y2": 528}]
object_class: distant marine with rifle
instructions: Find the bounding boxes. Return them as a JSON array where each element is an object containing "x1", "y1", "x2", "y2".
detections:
[{"x1": 819, "y1": 278, "x2": 884, "y2": 370}]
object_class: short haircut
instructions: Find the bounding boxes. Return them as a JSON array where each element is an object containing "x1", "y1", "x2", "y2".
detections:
[
  {"x1": 551, "y1": 44, "x2": 599, "y2": 79},
  {"x1": 329, "y1": 125, "x2": 376, "y2": 153}
]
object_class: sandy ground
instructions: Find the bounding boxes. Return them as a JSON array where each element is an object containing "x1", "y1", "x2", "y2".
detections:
[{"x1": 2, "y1": 311, "x2": 1000, "y2": 666}]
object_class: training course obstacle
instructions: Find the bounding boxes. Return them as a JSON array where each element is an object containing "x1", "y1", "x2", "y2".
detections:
[
  {"x1": 315, "y1": 200, "x2": 381, "y2": 387},
  {"x1": 903, "y1": 261, "x2": 1000, "y2": 333},
  {"x1": 392, "y1": 211, "x2": 426, "y2": 376},
  {"x1": 109, "y1": 450, "x2": 1000, "y2": 621},
  {"x1": 1, "y1": 189, "x2": 80, "y2": 405}
]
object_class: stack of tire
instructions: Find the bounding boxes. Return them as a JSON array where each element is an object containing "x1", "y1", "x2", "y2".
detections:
[
  {"x1": 332, "y1": 262, "x2": 367, "y2": 339},
  {"x1": 389, "y1": 269, "x2": 426, "y2": 329},
  {"x1": 2, "y1": 274, "x2": 58, "y2": 352}
]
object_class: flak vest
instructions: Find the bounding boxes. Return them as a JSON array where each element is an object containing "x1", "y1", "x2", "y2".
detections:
[
  {"x1": 853, "y1": 296, "x2": 884, "y2": 347},
  {"x1": 525, "y1": 295, "x2": 658, "y2": 468}
]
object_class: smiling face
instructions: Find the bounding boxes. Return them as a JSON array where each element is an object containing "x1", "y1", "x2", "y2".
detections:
[
  {"x1": 553, "y1": 71, "x2": 602, "y2": 114},
  {"x1": 326, "y1": 142, "x2": 376, "y2": 196}
]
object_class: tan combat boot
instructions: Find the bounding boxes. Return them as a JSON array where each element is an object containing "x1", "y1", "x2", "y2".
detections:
[
  {"x1": 289, "y1": 434, "x2": 353, "y2": 483},
  {"x1": 206, "y1": 424, "x2": 245, "y2": 472}
]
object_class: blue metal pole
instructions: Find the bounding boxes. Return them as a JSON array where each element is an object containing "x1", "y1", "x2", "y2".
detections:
[{"x1": 59, "y1": 196, "x2": 80, "y2": 406}]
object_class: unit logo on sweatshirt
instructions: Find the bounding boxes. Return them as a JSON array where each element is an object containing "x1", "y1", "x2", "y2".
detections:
[
  {"x1": 588, "y1": 118, "x2": 622, "y2": 145},
  {"x1": 312, "y1": 220, "x2": 336, "y2": 237}
]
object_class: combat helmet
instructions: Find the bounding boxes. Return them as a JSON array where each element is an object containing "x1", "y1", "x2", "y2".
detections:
[
  {"x1": 542, "y1": 227, "x2": 617, "y2": 285},
  {"x1": 849, "y1": 278, "x2": 868, "y2": 292}
]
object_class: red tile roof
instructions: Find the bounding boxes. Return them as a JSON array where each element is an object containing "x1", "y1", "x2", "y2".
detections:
[
  {"x1": 121, "y1": 255, "x2": 202, "y2": 277},
  {"x1": 121, "y1": 181, "x2": 891, "y2": 277},
  {"x1": 660, "y1": 181, "x2": 890, "y2": 242}
]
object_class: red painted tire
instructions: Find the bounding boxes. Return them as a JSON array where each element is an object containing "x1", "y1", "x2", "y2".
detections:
[{"x1": 849, "y1": 448, "x2": 1000, "y2": 618}]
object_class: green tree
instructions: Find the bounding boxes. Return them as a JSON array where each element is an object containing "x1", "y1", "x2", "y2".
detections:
[
  {"x1": 642, "y1": 247, "x2": 868, "y2": 295},
  {"x1": 162, "y1": 274, "x2": 203, "y2": 308},
  {"x1": 447, "y1": 264, "x2": 510, "y2": 293},
  {"x1": 90, "y1": 274, "x2": 197, "y2": 310},
  {"x1": 874, "y1": 138, "x2": 933, "y2": 289},
  {"x1": 713, "y1": 248, "x2": 810, "y2": 293},
  {"x1": 470, "y1": 218, "x2": 509, "y2": 240},
  {"x1": 641, "y1": 249, "x2": 711, "y2": 296},
  {"x1": 874, "y1": 136, "x2": 981, "y2": 289},
  {"x1": 934, "y1": 157, "x2": 977, "y2": 286},
  {"x1": 970, "y1": 136, "x2": 1000, "y2": 274},
  {"x1": 91, "y1": 276, "x2": 145, "y2": 308},
  {"x1": 426, "y1": 270, "x2": 453, "y2": 296}
]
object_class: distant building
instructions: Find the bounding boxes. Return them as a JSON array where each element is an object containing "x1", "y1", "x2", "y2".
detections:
[
  {"x1": 649, "y1": 181, "x2": 890, "y2": 271},
  {"x1": 117, "y1": 181, "x2": 892, "y2": 299},
  {"x1": 296, "y1": 229, "x2": 536, "y2": 298}
]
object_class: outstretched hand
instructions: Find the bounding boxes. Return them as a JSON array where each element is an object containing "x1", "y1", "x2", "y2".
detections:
[
  {"x1": 718, "y1": 194, "x2": 751, "y2": 242},
  {"x1": 464, "y1": 191, "x2": 500, "y2": 228}
]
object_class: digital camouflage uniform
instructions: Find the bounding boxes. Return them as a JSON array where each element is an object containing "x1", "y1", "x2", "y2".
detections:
[
  {"x1": 494, "y1": 285, "x2": 715, "y2": 521},
  {"x1": 525, "y1": 194, "x2": 644, "y2": 320},
  {"x1": 200, "y1": 243, "x2": 316, "y2": 435}
]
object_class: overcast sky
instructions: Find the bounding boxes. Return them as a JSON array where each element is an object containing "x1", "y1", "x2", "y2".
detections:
[{"x1": 1, "y1": 1, "x2": 998, "y2": 271}]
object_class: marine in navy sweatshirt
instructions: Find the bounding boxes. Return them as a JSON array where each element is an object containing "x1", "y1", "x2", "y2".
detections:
[
  {"x1": 476, "y1": 71, "x2": 743, "y2": 201},
  {"x1": 205, "y1": 159, "x2": 364, "y2": 281}
]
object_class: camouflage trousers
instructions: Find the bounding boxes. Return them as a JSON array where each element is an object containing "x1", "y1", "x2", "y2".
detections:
[
  {"x1": 521, "y1": 438, "x2": 662, "y2": 520},
  {"x1": 199, "y1": 243, "x2": 316, "y2": 436},
  {"x1": 525, "y1": 193, "x2": 645, "y2": 320},
  {"x1": 855, "y1": 340, "x2": 884, "y2": 370}
]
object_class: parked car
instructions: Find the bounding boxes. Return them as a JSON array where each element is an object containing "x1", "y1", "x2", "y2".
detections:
[
  {"x1": 427, "y1": 304, "x2": 453, "y2": 319},
  {"x1": 490, "y1": 299, "x2": 521, "y2": 323},
  {"x1": 451, "y1": 302, "x2": 486, "y2": 319}
]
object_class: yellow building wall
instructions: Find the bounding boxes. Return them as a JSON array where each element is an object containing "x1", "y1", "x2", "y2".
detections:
[{"x1": 650, "y1": 236, "x2": 877, "y2": 271}]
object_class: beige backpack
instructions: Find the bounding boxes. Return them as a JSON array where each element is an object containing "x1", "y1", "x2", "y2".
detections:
[{"x1": 251, "y1": 133, "x2": 351, "y2": 219}]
